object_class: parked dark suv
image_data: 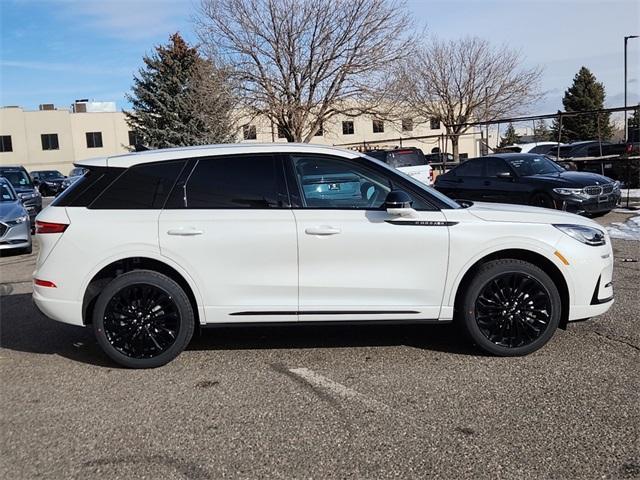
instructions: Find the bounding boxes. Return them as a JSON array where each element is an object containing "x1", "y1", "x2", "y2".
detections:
[
  {"x1": 0, "y1": 165, "x2": 42, "y2": 224},
  {"x1": 31, "y1": 170, "x2": 66, "y2": 196},
  {"x1": 434, "y1": 153, "x2": 621, "y2": 216}
]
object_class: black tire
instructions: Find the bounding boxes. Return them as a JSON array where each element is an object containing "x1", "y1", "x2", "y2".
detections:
[
  {"x1": 589, "y1": 210, "x2": 610, "y2": 218},
  {"x1": 93, "y1": 270, "x2": 194, "y2": 368},
  {"x1": 529, "y1": 192, "x2": 556, "y2": 209},
  {"x1": 459, "y1": 259, "x2": 561, "y2": 356}
]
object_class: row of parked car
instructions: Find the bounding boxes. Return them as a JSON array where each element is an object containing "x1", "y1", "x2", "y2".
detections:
[
  {"x1": 0, "y1": 165, "x2": 86, "y2": 255},
  {"x1": 364, "y1": 145, "x2": 621, "y2": 216}
]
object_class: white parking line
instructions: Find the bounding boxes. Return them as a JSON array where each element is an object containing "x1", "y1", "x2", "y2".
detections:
[{"x1": 288, "y1": 367, "x2": 390, "y2": 412}]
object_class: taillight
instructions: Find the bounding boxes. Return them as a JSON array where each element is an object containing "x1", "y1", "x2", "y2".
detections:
[
  {"x1": 36, "y1": 221, "x2": 68, "y2": 234},
  {"x1": 34, "y1": 279, "x2": 57, "y2": 288}
]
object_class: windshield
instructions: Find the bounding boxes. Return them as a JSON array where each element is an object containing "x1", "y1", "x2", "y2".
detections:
[
  {"x1": 388, "y1": 150, "x2": 426, "y2": 168},
  {"x1": 361, "y1": 154, "x2": 460, "y2": 209},
  {"x1": 506, "y1": 155, "x2": 564, "y2": 176},
  {"x1": 0, "y1": 170, "x2": 33, "y2": 189},
  {"x1": 39, "y1": 170, "x2": 64, "y2": 179},
  {"x1": 0, "y1": 182, "x2": 16, "y2": 201}
]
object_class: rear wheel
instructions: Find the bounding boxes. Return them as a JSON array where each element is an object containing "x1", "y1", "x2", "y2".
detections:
[
  {"x1": 529, "y1": 192, "x2": 555, "y2": 209},
  {"x1": 459, "y1": 259, "x2": 561, "y2": 356},
  {"x1": 93, "y1": 270, "x2": 194, "y2": 368}
]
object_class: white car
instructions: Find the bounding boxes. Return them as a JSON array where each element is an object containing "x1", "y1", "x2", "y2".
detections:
[
  {"x1": 502, "y1": 142, "x2": 560, "y2": 155},
  {"x1": 33, "y1": 144, "x2": 614, "y2": 368}
]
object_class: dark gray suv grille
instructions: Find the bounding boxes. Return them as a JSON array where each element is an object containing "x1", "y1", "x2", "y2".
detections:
[
  {"x1": 584, "y1": 183, "x2": 615, "y2": 196},
  {"x1": 0, "y1": 223, "x2": 7, "y2": 238}
]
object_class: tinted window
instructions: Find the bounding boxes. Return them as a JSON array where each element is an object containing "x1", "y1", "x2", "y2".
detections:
[
  {"x1": 53, "y1": 168, "x2": 122, "y2": 207},
  {"x1": 185, "y1": 155, "x2": 286, "y2": 209},
  {"x1": 291, "y1": 154, "x2": 391, "y2": 209},
  {"x1": 453, "y1": 159, "x2": 483, "y2": 177},
  {"x1": 485, "y1": 157, "x2": 511, "y2": 177},
  {"x1": 365, "y1": 151, "x2": 387, "y2": 162},
  {"x1": 529, "y1": 144, "x2": 554, "y2": 154},
  {"x1": 90, "y1": 161, "x2": 186, "y2": 209},
  {"x1": 1, "y1": 182, "x2": 16, "y2": 201}
]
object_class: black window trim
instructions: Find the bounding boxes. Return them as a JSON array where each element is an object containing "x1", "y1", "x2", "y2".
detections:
[{"x1": 283, "y1": 153, "x2": 440, "y2": 211}]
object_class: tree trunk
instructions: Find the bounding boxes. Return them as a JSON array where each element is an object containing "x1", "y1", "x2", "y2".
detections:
[{"x1": 450, "y1": 134, "x2": 460, "y2": 162}]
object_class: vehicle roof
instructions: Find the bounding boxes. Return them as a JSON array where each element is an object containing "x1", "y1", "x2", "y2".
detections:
[
  {"x1": 76, "y1": 143, "x2": 360, "y2": 169},
  {"x1": 467, "y1": 153, "x2": 550, "y2": 161},
  {"x1": 0, "y1": 165, "x2": 27, "y2": 170}
]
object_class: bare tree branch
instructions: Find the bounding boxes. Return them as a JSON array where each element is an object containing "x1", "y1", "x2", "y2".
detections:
[
  {"x1": 195, "y1": 0, "x2": 414, "y2": 142},
  {"x1": 392, "y1": 37, "x2": 543, "y2": 160}
]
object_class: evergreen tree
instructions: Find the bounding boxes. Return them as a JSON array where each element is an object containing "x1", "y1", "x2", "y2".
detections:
[
  {"x1": 126, "y1": 33, "x2": 235, "y2": 148},
  {"x1": 550, "y1": 67, "x2": 613, "y2": 142},
  {"x1": 532, "y1": 119, "x2": 551, "y2": 141},
  {"x1": 499, "y1": 122, "x2": 520, "y2": 147}
]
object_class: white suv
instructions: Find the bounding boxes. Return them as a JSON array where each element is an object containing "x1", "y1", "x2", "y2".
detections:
[{"x1": 33, "y1": 144, "x2": 614, "y2": 368}]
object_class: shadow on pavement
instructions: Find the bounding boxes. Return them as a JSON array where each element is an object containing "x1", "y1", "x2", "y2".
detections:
[{"x1": 0, "y1": 292, "x2": 478, "y2": 367}]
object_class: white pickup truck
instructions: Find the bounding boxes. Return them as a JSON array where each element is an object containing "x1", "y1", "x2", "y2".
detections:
[{"x1": 364, "y1": 148, "x2": 434, "y2": 185}]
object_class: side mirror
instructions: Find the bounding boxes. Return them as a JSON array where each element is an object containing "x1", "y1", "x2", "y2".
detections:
[
  {"x1": 496, "y1": 171, "x2": 513, "y2": 180},
  {"x1": 32, "y1": 179, "x2": 40, "y2": 186},
  {"x1": 385, "y1": 190, "x2": 418, "y2": 218}
]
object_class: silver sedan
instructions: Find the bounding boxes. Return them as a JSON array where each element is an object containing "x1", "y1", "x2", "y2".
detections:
[{"x1": 0, "y1": 177, "x2": 32, "y2": 254}]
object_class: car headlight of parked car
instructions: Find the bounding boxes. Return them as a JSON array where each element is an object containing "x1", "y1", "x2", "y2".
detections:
[
  {"x1": 613, "y1": 181, "x2": 621, "y2": 191},
  {"x1": 5, "y1": 214, "x2": 29, "y2": 226},
  {"x1": 554, "y1": 224, "x2": 606, "y2": 246},
  {"x1": 552, "y1": 187, "x2": 589, "y2": 198}
]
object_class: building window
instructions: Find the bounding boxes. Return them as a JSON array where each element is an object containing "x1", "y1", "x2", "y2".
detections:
[
  {"x1": 86, "y1": 132, "x2": 103, "y2": 148},
  {"x1": 314, "y1": 122, "x2": 323, "y2": 136},
  {"x1": 41, "y1": 133, "x2": 59, "y2": 151},
  {"x1": 402, "y1": 118, "x2": 413, "y2": 132},
  {"x1": 430, "y1": 117, "x2": 441, "y2": 130},
  {"x1": 372, "y1": 119, "x2": 384, "y2": 133},
  {"x1": 243, "y1": 124, "x2": 257, "y2": 140},
  {"x1": 0, "y1": 135, "x2": 12, "y2": 152},
  {"x1": 342, "y1": 121, "x2": 354, "y2": 135},
  {"x1": 128, "y1": 130, "x2": 142, "y2": 146}
]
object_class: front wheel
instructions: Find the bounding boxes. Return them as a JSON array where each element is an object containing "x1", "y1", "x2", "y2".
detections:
[
  {"x1": 529, "y1": 192, "x2": 556, "y2": 209},
  {"x1": 93, "y1": 270, "x2": 194, "y2": 368},
  {"x1": 458, "y1": 259, "x2": 561, "y2": 356}
]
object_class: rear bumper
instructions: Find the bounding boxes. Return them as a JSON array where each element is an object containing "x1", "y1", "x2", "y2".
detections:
[{"x1": 33, "y1": 287, "x2": 84, "y2": 326}]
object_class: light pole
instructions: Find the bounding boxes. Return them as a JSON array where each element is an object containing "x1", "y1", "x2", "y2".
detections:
[{"x1": 624, "y1": 35, "x2": 638, "y2": 141}]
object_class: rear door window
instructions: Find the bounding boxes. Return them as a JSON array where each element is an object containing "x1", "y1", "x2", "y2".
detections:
[
  {"x1": 452, "y1": 159, "x2": 483, "y2": 177},
  {"x1": 183, "y1": 155, "x2": 288, "y2": 209},
  {"x1": 387, "y1": 150, "x2": 426, "y2": 168}
]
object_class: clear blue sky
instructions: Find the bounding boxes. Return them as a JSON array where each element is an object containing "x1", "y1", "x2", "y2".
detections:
[{"x1": 1, "y1": 0, "x2": 638, "y2": 115}]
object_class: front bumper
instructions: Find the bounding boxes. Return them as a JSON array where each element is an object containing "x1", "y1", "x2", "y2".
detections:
[
  {"x1": 0, "y1": 220, "x2": 31, "y2": 250},
  {"x1": 553, "y1": 192, "x2": 621, "y2": 215}
]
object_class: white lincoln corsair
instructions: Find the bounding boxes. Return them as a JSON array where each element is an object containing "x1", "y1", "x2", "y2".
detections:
[{"x1": 33, "y1": 144, "x2": 614, "y2": 368}]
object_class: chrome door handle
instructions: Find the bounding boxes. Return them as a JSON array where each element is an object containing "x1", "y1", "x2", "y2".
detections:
[
  {"x1": 305, "y1": 226, "x2": 341, "y2": 236},
  {"x1": 167, "y1": 228, "x2": 204, "y2": 236}
]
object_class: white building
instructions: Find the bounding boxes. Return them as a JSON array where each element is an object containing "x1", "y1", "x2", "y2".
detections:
[{"x1": 0, "y1": 100, "x2": 481, "y2": 175}]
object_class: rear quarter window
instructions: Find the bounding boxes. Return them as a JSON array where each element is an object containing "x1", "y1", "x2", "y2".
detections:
[{"x1": 89, "y1": 161, "x2": 187, "y2": 209}]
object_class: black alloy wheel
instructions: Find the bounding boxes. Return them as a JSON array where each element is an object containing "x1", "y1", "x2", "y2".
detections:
[
  {"x1": 530, "y1": 192, "x2": 555, "y2": 209},
  {"x1": 474, "y1": 272, "x2": 552, "y2": 348},
  {"x1": 93, "y1": 270, "x2": 194, "y2": 368},
  {"x1": 459, "y1": 259, "x2": 561, "y2": 356}
]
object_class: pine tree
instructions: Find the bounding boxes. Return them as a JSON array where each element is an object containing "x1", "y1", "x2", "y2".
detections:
[
  {"x1": 499, "y1": 123, "x2": 520, "y2": 147},
  {"x1": 125, "y1": 33, "x2": 236, "y2": 148},
  {"x1": 532, "y1": 119, "x2": 551, "y2": 142},
  {"x1": 550, "y1": 67, "x2": 613, "y2": 142}
]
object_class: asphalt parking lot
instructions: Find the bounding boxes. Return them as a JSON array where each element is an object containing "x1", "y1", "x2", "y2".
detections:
[{"x1": 1, "y1": 209, "x2": 639, "y2": 479}]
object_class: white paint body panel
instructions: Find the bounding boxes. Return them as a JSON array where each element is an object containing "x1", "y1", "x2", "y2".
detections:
[{"x1": 32, "y1": 144, "x2": 614, "y2": 328}]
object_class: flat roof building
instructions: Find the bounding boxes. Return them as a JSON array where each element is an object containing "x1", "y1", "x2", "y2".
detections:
[{"x1": 1, "y1": 101, "x2": 481, "y2": 174}]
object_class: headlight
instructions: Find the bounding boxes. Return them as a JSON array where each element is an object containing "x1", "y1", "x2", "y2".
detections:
[
  {"x1": 554, "y1": 224, "x2": 606, "y2": 246},
  {"x1": 6, "y1": 214, "x2": 28, "y2": 226},
  {"x1": 553, "y1": 187, "x2": 585, "y2": 196},
  {"x1": 613, "y1": 181, "x2": 620, "y2": 191}
]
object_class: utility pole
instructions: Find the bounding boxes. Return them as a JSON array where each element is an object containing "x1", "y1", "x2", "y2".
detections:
[{"x1": 624, "y1": 35, "x2": 638, "y2": 141}]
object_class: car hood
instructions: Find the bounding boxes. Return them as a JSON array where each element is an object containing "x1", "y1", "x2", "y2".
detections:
[
  {"x1": 42, "y1": 178, "x2": 64, "y2": 184},
  {"x1": 0, "y1": 201, "x2": 27, "y2": 220},
  {"x1": 467, "y1": 201, "x2": 599, "y2": 227},
  {"x1": 13, "y1": 186, "x2": 36, "y2": 194},
  {"x1": 529, "y1": 170, "x2": 612, "y2": 187}
]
